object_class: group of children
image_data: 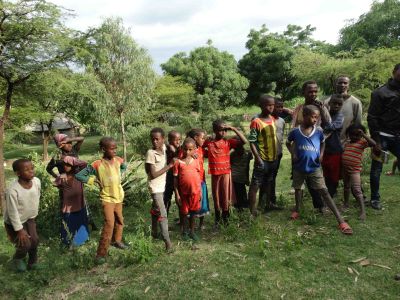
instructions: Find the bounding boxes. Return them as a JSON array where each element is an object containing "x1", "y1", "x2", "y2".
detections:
[{"x1": 5, "y1": 91, "x2": 389, "y2": 270}]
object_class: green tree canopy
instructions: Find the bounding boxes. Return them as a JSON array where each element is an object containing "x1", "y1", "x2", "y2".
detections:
[
  {"x1": 161, "y1": 42, "x2": 249, "y2": 109},
  {"x1": 338, "y1": 0, "x2": 400, "y2": 51}
]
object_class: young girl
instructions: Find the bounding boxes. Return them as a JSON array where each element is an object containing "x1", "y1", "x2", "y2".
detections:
[
  {"x1": 173, "y1": 138, "x2": 202, "y2": 241},
  {"x1": 76, "y1": 137, "x2": 128, "y2": 264},
  {"x1": 203, "y1": 120, "x2": 247, "y2": 225},
  {"x1": 55, "y1": 156, "x2": 89, "y2": 247},
  {"x1": 342, "y1": 124, "x2": 377, "y2": 220},
  {"x1": 187, "y1": 128, "x2": 209, "y2": 230}
]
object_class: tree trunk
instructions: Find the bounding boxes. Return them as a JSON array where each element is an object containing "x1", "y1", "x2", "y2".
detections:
[
  {"x1": 0, "y1": 82, "x2": 14, "y2": 214},
  {"x1": 119, "y1": 111, "x2": 127, "y2": 162},
  {"x1": 42, "y1": 131, "x2": 50, "y2": 161}
]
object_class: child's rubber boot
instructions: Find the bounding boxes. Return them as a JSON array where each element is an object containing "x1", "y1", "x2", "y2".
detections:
[{"x1": 13, "y1": 259, "x2": 27, "y2": 272}]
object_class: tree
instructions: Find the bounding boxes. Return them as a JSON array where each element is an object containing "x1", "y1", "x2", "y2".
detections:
[
  {"x1": 238, "y1": 24, "x2": 327, "y2": 102},
  {"x1": 161, "y1": 42, "x2": 249, "y2": 109},
  {"x1": 338, "y1": 0, "x2": 400, "y2": 51},
  {"x1": 84, "y1": 17, "x2": 156, "y2": 161},
  {"x1": 0, "y1": 0, "x2": 76, "y2": 210}
]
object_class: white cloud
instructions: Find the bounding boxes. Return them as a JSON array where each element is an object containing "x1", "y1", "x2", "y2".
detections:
[{"x1": 51, "y1": 0, "x2": 374, "y2": 72}]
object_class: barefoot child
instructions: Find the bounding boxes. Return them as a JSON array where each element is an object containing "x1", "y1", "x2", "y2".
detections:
[
  {"x1": 342, "y1": 124, "x2": 377, "y2": 220},
  {"x1": 286, "y1": 105, "x2": 353, "y2": 234},
  {"x1": 55, "y1": 156, "x2": 89, "y2": 247},
  {"x1": 173, "y1": 138, "x2": 202, "y2": 241},
  {"x1": 76, "y1": 137, "x2": 128, "y2": 264},
  {"x1": 187, "y1": 128, "x2": 210, "y2": 229},
  {"x1": 204, "y1": 120, "x2": 247, "y2": 225},
  {"x1": 164, "y1": 130, "x2": 181, "y2": 215},
  {"x1": 145, "y1": 128, "x2": 174, "y2": 251},
  {"x1": 4, "y1": 159, "x2": 40, "y2": 272}
]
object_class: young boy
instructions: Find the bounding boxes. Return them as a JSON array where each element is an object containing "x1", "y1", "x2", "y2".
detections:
[
  {"x1": 4, "y1": 159, "x2": 41, "y2": 272},
  {"x1": 286, "y1": 105, "x2": 353, "y2": 235},
  {"x1": 322, "y1": 94, "x2": 345, "y2": 197},
  {"x1": 204, "y1": 120, "x2": 247, "y2": 225},
  {"x1": 248, "y1": 95, "x2": 279, "y2": 216},
  {"x1": 145, "y1": 128, "x2": 174, "y2": 251},
  {"x1": 230, "y1": 140, "x2": 252, "y2": 210},
  {"x1": 76, "y1": 137, "x2": 127, "y2": 264},
  {"x1": 164, "y1": 130, "x2": 181, "y2": 215}
]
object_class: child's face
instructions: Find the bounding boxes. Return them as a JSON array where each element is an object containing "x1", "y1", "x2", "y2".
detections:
[
  {"x1": 182, "y1": 142, "x2": 196, "y2": 157},
  {"x1": 61, "y1": 142, "x2": 73, "y2": 153},
  {"x1": 194, "y1": 132, "x2": 206, "y2": 147},
  {"x1": 17, "y1": 162, "x2": 35, "y2": 181},
  {"x1": 260, "y1": 99, "x2": 275, "y2": 116},
  {"x1": 303, "y1": 110, "x2": 320, "y2": 127},
  {"x1": 349, "y1": 130, "x2": 363, "y2": 142},
  {"x1": 168, "y1": 134, "x2": 181, "y2": 149},
  {"x1": 303, "y1": 84, "x2": 318, "y2": 104},
  {"x1": 329, "y1": 98, "x2": 343, "y2": 114},
  {"x1": 103, "y1": 141, "x2": 117, "y2": 159},
  {"x1": 63, "y1": 163, "x2": 73, "y2": 173},
  {"x1": 151, "y1": 132, "x2": 165, "y2": 150},
  {"x1": 335, "y1": 77, "x2": 349, "y2": 94},
  {"x1": 274, "y1": 103, "x2": 283, "y2": 115},
  {"x1": 213, "y1": 124, "x2": 226, "y2": 139}
]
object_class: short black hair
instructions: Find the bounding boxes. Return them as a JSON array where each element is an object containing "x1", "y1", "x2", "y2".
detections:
[
  {"x1": 212, "y1": 119, "x2": 225, "y2": 130},
  {"x1": 259, "y1": 94, "x2": 275, "y2": 105},
  {"x1": 336, "y1": 75, "x2": 350, "y2": 82},
  {"x1": 393, "y1": 63, "x2": 400, "y2": 72},
  {"x1": 302, "y1": 80, "x2": 318, "y2": 92},
  {"x1": 303, "y1": 105, "x2": 320, "y2": 116},
  {"x1": 99, "y1": 137, "x2": 116, "y2": 149},
  {"x1": 346, "y1": 124, "x2": 366, "y2": 136},
  {"x1": 150, "y1": 127, "x2": 165, "y2": 137},
  {"x1": 12, "y1": 159, "x2": 31, "y2": 172},
  {"x1": 329, "y1": 94, "x2": 346, "y2": 103},
  {"x1": 182, "y1": 137, "x2": 196, "y2": 147},
  {"x1": 167, "y1": 130, "x2": 180, "y2": 140},
  {"x1": 187, "y1": 128, "x2": 205, "y2": 139}
]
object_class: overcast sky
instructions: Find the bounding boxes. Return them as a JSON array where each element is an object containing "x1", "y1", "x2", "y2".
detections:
[{"x1": 52, "y1": 0, "x2": 374, "y2": 73}]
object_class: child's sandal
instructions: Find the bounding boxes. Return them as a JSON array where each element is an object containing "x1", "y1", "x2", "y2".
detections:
[{"x1": 338, "y1": 222, "x2": 353, "y2": 235}]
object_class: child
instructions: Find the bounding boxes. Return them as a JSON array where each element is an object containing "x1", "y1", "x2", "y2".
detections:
[
  {"x1": 164, "y1": 130, "x2": 181, "y2": 215},
  {"x1": 248, "y1": 95, "x2": 279, "y2": 216},
  {"x1": 55, "y1": 156, "x2": 89, "y2": 247},
  {"x1": 203, "y1": 120, "x2": 247, "y2": 225},
  {"x1": 145, "y1": 128, "x2": 174, "y2": 251},
  {"x1": 173, "y1": 138, "x2": 202, "y2": 241},
  {"x1": 322, "y1": 94, "x2": 345, "y2": 197},
  {"x1": 286, "y1": 105, "x2": 352, "y2": 235},
  {"x1": 4, "y1": 159, "x2": 40, "y2": 272},
  {"x1": 230, "y1": 140, "x2": 252, "y2": 210},
  {"x1": 342, "y1": 124, "x2": 377, "y2": 220},
  {"x1": 187, "y1": 128, "x2": 210, "y2": 229},
  {"x1": 76, "y1": 137, "x2": 128, "y2": 264}
]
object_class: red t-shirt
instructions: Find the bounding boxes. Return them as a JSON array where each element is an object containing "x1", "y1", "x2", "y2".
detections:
[
  {"x1": 203, "y1": 138, "x2": 241, "y2": 175},
  {"x1": 173, "y1": 158, "x2": 201, "y2": 196}
]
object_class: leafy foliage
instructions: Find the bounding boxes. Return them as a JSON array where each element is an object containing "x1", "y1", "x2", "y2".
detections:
[{"x1": 161, "y1": 41, "x2": 249, "y2": 109}]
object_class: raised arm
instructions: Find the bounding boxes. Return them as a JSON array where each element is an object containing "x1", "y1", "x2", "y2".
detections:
[
  {"x1": 65, "y1": 136, "x2": 85, "y2": 152},
  {"x1": 225, "y1": 126, "x2": 248, "y2": 144}
]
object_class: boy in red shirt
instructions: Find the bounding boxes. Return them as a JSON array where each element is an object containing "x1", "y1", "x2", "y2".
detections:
[{"x1": 204, "y1": 120, "x2": 247, "y2": 225}]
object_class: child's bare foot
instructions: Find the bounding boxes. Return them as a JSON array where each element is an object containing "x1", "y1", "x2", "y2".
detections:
[{"x1": 359, "y1": 213, "x2": 366, "y2": 221}]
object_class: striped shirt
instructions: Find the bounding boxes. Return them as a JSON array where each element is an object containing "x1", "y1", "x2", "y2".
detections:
[
  {"x1": 248, "y1": 117, "x2": 278, "y2": 161},
  {"x1": 342, "y1": 139, "x2": 369, "y2": 172}
]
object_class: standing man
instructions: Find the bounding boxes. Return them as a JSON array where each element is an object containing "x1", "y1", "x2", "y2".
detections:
[
  {"x1": 368, "y1": 64, "x2": 400, "y2": 210},
  {"x1": 325, "y1": 76, "x2": 363, "y2": 144}
]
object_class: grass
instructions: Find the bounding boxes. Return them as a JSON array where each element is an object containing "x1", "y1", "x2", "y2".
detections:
[{"x1": 1, "y1": 137, "x2": 400, "y2": 299}]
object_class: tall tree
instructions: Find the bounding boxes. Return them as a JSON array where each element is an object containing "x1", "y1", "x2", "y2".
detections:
[
  {"x1": 338, "y1": 0, "x2": 400, "y2": 51},
  {"x1": 84, "y1": 17, "x2": 156, "y2": 161},
  {"x1": 0, "y1": 0, "x2": 76, "y2": 210},
  {"x1": 161, "y1": 41, "x2": 249, "y2": 109}
]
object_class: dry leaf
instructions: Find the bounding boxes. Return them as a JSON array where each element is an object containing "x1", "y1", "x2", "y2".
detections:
[
  {"x1": 144, "y1": 286, "x2": 150, "y2": 294},
  {"x1": 352, "y1": 268, "x2": 360, "y2": 276},
  {"x1": 280, "y1": 293, "x2": 286, "y2": 299},
  {"x1": 347, "y1": 267, "x2": 354, "y2": 274},
  {"x1": 372, "y1": 264, "x2": 391, "y2": 270},
  {"x1": 359, "y1": 259, "x2": 370, "y2": 267},
  {"x1": 211, "y1": 273, "x2": 219, "y2": 278},
  {"x1": 355, "y1": 276, "x2": 358, "y2": 283},
  {"x1": 351, "y1": 257, "x2": 367, "y2": 263}
]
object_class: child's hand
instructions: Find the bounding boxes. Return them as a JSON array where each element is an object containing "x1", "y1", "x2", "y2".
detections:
[
  {"x1": 58, "y1": 173, "x2": 68, "y2": 184},
  {"x1": 169, "y1": 158, "x2": 177, "y2": 168},
  {"x1": 256, "y1": 158, "x2": 264, "y2": 168},
  {"x1": 176, "y1": 195, "x2": 182, "y2": 206},
  {"x1": 16, "y1": 229, "x2": 30, "y2": 248},
  {"x1": 372, "y1": 144, "x2": 381, "y2": 156},
  {"x1": 192, "y1": 153, "x2": 198, "y2": 159}
]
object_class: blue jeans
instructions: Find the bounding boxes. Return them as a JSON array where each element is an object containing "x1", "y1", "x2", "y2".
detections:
[{"x1": 370, "y1": 135, "x2": 400, "y2": 201}]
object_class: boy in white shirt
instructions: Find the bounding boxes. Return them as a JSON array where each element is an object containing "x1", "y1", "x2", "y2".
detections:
[{"x1": 4, "y1": 159, "x2": 41, "y2": 272}]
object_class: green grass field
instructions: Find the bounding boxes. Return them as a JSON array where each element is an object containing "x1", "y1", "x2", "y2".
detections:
[{"x1": 1, "y1": 137, "x2": 400, "y2": 299}]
